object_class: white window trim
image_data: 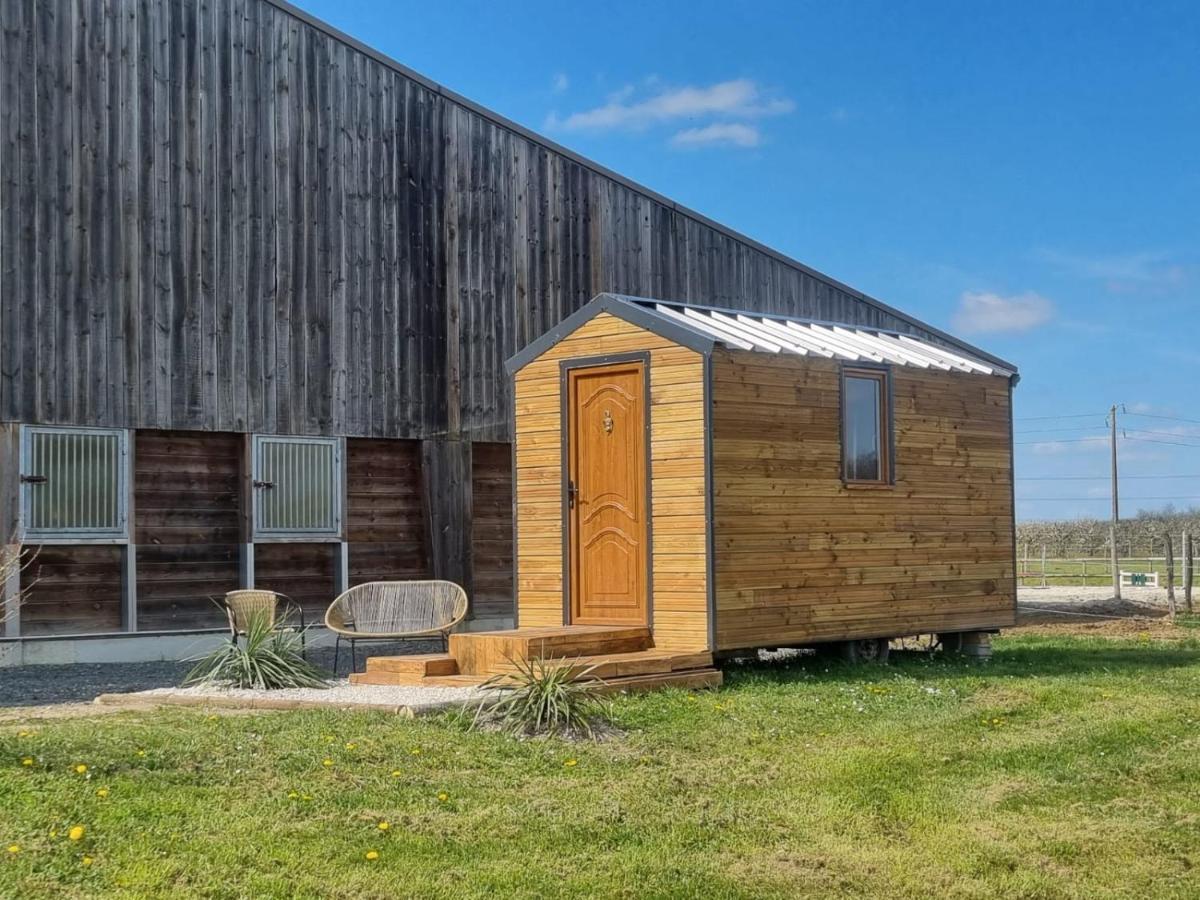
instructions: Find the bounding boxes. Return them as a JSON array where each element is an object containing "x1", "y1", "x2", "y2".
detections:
[
  {"x1": 250, "y1": 435, "x2": 344, "y2": 541},
  {"x1": 18, "y1": 425, "x2": 132, "y2": 544}
]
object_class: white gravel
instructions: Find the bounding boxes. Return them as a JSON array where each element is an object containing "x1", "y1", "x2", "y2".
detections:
[{"x1": 105, "y1": 679, "x2": 493, "y2": 714}]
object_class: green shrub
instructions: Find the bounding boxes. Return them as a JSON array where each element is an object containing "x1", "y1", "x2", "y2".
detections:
[
  {"x1": 184, "y1": 614, "x2": 329, "y2": 690},
  {"x1": 472, "y1": 654, "x2": 608, "y2": 738}
]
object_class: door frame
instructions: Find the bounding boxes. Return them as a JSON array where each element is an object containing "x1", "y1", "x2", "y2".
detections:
[{"x1": 558, "y1": 351, "x2": 654, "y2": 627}]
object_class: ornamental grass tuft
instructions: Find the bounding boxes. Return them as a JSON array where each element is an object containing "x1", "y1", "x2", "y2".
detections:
[
  {"x1": 184, "y1": 613, "x2": 330, "y2": 690},
  {"x1": 471, "y1": 654, "x2": 608, "y2": 738}
]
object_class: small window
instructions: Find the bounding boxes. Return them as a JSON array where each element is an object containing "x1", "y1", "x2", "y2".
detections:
[
  {"x1": 19, "y1": 426, "x2": 131, "y2": 541},
  {"x1": 842, "y1": 368, "x2": 891, "y2": 484},
  {"x1": 251, "y1": 435, "x2": 343, "y2": 539}
]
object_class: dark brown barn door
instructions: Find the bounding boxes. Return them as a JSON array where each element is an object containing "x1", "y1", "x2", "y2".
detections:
[{"x1": 565, "y1": 361, "x2": 649, "y2": 626}]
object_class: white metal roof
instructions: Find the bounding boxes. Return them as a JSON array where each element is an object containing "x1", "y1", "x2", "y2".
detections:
[{"x1": 636, "y1": 300, "x2": 1013, "y2": 378}]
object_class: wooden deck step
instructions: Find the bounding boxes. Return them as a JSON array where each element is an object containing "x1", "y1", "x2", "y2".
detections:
[
  {"x1": 490, "y1": 649, "x2": 713, "y2": 680},
  {"x1": 448, "y1": 625, "x2": 653, "y2": 676},
  {"x1": 592, "y1": 668, "x2": 723, "y2": 695},
  {"x1": 364, "y1": 653, "x2": 458, "y2": 677},
  {"x1": 349, "y1": 671, "x2": 487, "y2": 688}
]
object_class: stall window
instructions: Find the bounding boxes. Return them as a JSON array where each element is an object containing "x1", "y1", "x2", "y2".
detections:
[
  {"x1": 842, "y1": 368, "x2": 891, "y2": 484},
  {"x1": 251, "y1": 435, "x2": 343, "y2": 539},
  {"x1": 19, "y1": 426, "x2": 131, "y2": 541}
]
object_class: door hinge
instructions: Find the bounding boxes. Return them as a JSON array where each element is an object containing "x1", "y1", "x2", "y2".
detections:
[{"x1": 567, "y1": 479, "x2": 578, "y2": 509}]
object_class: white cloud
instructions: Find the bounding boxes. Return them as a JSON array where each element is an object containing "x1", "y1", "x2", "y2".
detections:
[
  {"x1": 671, "y1": 123, "x2": 761, "y2": 149},
  {"x1": 551, "y1": 72, "x2": 569, "y2": 94},
  {"x1": 1035, "y1": 248, "x2": 1190, "y2": 294},
  {"x1": 952, "y1": 290, "x2": 1054, "y2": 335},
  {"x1": 547, "y1": 78, "x2": 794, "y2": 132}
]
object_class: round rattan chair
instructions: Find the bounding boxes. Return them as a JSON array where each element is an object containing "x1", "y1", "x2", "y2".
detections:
[
  {"x1": 323, "y1": 580, "x2": 468, "y2": 674},
  {"x1": 220, "y1": 589, "x2": 307, "y2": 657}
]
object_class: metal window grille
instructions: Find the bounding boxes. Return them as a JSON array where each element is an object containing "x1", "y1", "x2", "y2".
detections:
[
  {"x1": 251, "y1": 435, "x2": 343, "y2": 539},
  {"x1": 19, "y1": 426, "x2": 130, "y2": 542}
]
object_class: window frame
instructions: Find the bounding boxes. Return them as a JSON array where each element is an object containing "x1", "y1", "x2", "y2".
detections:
[
  {"x1": 840, "y1": 365, "x2": 894, "y2": 487},
  {"x1": 18, "y1": 425, "x2": 132, "y2": 544},
  {"x1": 250, "y1": 434, "x2": 345, "y2": 541}
]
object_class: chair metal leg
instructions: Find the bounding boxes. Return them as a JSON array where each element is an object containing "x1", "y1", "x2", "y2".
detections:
[
  {"x1": 333, "y1": 636, "x2": 341, "y2": 676},
  {"x1": 351, "y1": 640, "x2": 359, "y2": 674}
]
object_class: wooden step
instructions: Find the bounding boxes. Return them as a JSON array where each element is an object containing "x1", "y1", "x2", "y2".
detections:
[
  {"x1": 448, "y1": 625, "x2": 653, "y2": 675},
  {"x1": 591, "y1": 668, "x2": 723, "y2": 695},
  {"x1": 365, "y1": 653, "x2": 458, "y2": 677},
  {"x1": 491, "y1": 649, "x2": 713, "y2": 680}
]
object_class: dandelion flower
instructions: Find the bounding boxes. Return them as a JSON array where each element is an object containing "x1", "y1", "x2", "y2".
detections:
[
  {"x1": 17, "y1": 731, "x2": 31, "y2": 738},
  {"x1": 135, "y1": 750, "x2": 146, "y2": 758},
  {"x1": 82, "y1": 856, "x2": 94, "y2": 866},
  {"x1": 301, "y1": 794, "x2": 312, "y2": 801},
  {"x1": 288, "y1": 792, "x2": 299, "y2": 800},
  {"x1": 322, "y1": 759, "x2": 334, "y2": 768},
  {"x1": 21, "y1": 757, "x2": 33, "y2": 767},
  {"x1": 74, "y1": 764, "x2": 88, "y2": 774},
  {"x1": 437, "y1": 792, "x2": 449, "y2": 803},
  {"x1": 377, "y1": 821, "x2": 390, "y2": 832},
  {"x1": 96, "y1": 788, "x2": 109, "y2": 799},
  {"x1": 345, "y1": 742, "x2": 357, "y2": 750},
  {"x1": 410, "y1": 748, "x2": 421, "y2": 756},
  {"x1": 68, "y1": 826, "x2": 85, "y2": 842},
  {"x1": 6, "y1": 845, "x2": 18, "y2": 855},
  {"x1": 563, "y1": 759, "x2": 578, "y2": 768},
  {"x1": 365, "y1": 850, "x2": 379, "y2": 861},
  {"x1": 390, "y1": 769, "x2": 403, "y2": 778}
]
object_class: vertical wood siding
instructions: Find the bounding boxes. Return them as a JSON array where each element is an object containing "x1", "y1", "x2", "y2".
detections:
[
  {"x1": 710, "y1": 351, "x2": 1016, "y2": 650},
  {"x1": 470, "y1": 442, "x2": 514, "y2": 622},
  {"x1": 512, "y1": 313, "x2": 709, "y2": 652},
  {"x1": 0, "y1": 0, "x2": 963, "y2": 442}
]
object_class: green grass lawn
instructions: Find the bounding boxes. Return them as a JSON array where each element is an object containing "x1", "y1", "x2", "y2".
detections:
[{"x1": 3, "y1": 633, "x2": 1200, "y2": 899}]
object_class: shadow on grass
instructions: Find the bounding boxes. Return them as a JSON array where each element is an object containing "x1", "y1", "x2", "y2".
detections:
[{"x1": 720, "y1": 636, "x2": 1200, "y2": 688}]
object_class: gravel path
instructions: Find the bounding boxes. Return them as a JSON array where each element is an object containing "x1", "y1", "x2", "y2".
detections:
[
  {"x1": 0, "y1": 640, "x2": 440, "y2": 709},
  {"x1": 119, "y1": 681, "x2": 489, "y2": 713}
]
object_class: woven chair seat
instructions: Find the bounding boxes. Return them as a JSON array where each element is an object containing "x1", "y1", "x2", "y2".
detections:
[{"x1": 324, "y1": 581, "x2": 468, "y2": 639}]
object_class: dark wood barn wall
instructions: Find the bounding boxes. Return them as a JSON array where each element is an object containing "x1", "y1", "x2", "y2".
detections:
[{"x1": 0, "y1": 0, "x2": 956, "y2": 443}]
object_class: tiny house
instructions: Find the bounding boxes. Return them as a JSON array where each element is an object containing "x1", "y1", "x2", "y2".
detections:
[{"x1": 506, "y1": 294, "x2": 1019, "y2": 659}]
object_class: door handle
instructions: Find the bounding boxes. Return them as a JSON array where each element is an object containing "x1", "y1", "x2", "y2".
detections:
[{"x1": 567, "y1": 480, "x2": 578, "y2": 509}]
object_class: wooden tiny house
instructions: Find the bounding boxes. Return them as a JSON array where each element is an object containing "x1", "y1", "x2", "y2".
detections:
[{"x1": 506, "y1": 294, "x2": 1019, "y2": 658}]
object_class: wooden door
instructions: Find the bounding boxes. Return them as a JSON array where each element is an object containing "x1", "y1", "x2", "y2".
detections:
[{"x1": 566, "y1": 360, "x2": 649, "y2": 625}]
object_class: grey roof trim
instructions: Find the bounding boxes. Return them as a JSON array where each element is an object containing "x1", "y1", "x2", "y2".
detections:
[
  {"x1": 265, "y1": 0, "x2": 1010, "y2": 367},
  {"x1": 503, "y1": 294, "x2": 715, "y2": 375}
]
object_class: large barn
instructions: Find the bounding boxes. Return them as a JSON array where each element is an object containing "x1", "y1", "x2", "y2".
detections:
[{"x1": 0, "y1": 0, "x2": 1016, "y2": 662}]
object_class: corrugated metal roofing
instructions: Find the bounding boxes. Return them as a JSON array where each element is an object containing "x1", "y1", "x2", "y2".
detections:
[{"x1": 633, "y1": 299, "x2": 1014, "y2": 378}]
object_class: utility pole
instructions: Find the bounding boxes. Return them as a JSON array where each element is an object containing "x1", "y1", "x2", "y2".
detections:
[{"x1": 1110, "y1": 404, "x2": 1121, "y2": 601}]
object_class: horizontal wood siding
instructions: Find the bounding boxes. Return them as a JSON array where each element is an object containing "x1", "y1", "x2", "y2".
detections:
[
  {"x1": 345, "y1": 438, "x2": 430, "y2": 586},
  {"x1": 0, "y1": 0, "x2": 971, "y2": 443},
  {"x1": 134, "y1": 430, "x2": 241, "y2": 630},
  {"x1": 253, "y1": 542, "x2": 334, "y2": 621},
  {"x1": 513, "y1": 313, "x2": 708, "y2": 651},
  {"x1": 711, "y1": 350, "x2": 1015, "y2": 650},
  {"x1": 19, "y1": 545, "x2": 124, "y2": 636},
  {"x1": 471, "y1": 442, "x2": 514, "y2": 621}
]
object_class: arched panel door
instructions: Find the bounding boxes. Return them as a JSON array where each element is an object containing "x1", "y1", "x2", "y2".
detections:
[{"x1": 565, "y1": 359, "x2": 649, "y2": 625}]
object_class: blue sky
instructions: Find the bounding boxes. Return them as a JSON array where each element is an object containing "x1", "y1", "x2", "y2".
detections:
[{"x1": 300, "y1": 0, "x2": 1200, "y2": 521}]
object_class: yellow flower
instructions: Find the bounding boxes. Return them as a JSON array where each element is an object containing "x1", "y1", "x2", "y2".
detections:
[
  {"x1": 82, "y1": 856, "x2": 94, "y2": 866},
  {"x1": 365, "y1": 850, "x2": 379, "y2": 861},
  {"x1": 68, "y1": 826, "x2": 85, "y2": 842},
  {"x1": 135, "y1": 750, "x2": 146, "y2": 758},
  {"x1": 322, "y1": 759, "x2": 334, "y2": 768},
  {"x1": 410, "y1": 748, "x2": 421, "y2": 756},
  {"x1": 288, "y1": 791, "x2": 299, "y2": 800},
  {"x1": 17, "y1": 731, "x2": 31, "y2": 738},
  {"x1": 49, "y1": 830, "x2": 58, "y2": 838},
  {"x1": 21, "y1": 757, "x2": 33, "y2": 767},
  {"x1": 302, "y1": 794, "x2": 312, "y2": 801},
  {"x1": 6, "y1": 845, "x2": 18, "y2": 855},
  {"x1": 74, "y1": 764, "x2": 88, "y2": 774},
  {"x1": 345, "y1": 742, "x2": 357, "y2": 750},
  {"x1": 377, "y1": 821, "x2": 390, "y2": 832},
  {"x1": 390, "y1": 769, "x2": 403, "y2": 778},
  {"x1": 436, "y1": 792, "x2": 449, "y2": 803},
  {"x1": 96, "y1": 788, "x2": 109, "y2": 799},
  {"x1": 563, "y1": 758, "x2": 578, "y2": 768}
]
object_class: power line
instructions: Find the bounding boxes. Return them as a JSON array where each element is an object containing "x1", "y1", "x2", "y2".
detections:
[
  {"x1": 1124, "y1": 412, "x2": 1200, "y2": 427},
  {"x1": 1014, "y1": 412, "x2": 1105, "y2": 422},
  {"x1": 1123, "y1": 436, "x2": 1200, "y2": 449},
  {"x1": 1016, "y1": 474, "x2": 1200, "y2": 480},
  {"x1": 1014, "y1": 425, "x2": 1107, "y2": 435},
  {"x1": 1123, "y1": 428, "x2": 1200, "y2": 442}
]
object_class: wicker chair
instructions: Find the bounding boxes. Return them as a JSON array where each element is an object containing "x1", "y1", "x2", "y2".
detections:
[
  {"x1": 220, "y1": 590, "x2": 307, "y2": 657},
  {"x1": 324, "y1": 581, "x2": 469, "y2": 674}
]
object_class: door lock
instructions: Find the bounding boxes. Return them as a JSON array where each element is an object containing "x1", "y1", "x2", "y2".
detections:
[{"x1": 567, "y1": 480, "x2": 578, "y2": 509}]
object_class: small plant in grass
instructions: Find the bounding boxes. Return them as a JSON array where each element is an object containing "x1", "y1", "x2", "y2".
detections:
[
  {"x1": 184, "y1": 613, "x2": 329, "y2": 690},
  {"x1": 471, "y1": 654, "x2": 610, "y2": 739}
]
